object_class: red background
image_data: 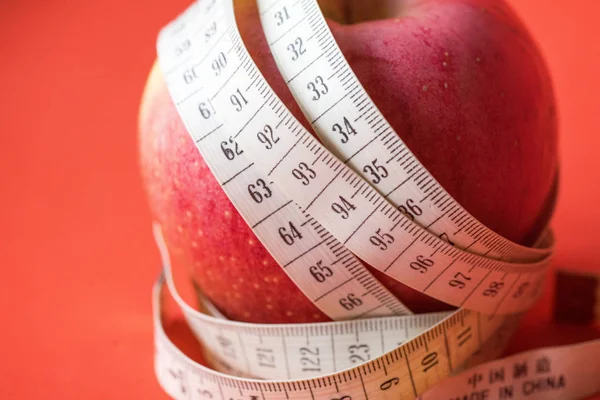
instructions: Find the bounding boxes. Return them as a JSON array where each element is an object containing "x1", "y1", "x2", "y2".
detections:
[{"x1": 1, "y1": 0, "x2": 599, "y2": 398}]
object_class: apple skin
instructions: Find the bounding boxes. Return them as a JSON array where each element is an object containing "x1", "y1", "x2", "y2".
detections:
[{"x1": 138, "y1": 0, "x2": 558, "y2": 323}]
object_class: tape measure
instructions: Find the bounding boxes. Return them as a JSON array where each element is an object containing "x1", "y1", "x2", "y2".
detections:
[
  {"x1": 153, "y1": 237, "x2": 600, "y2": 400},
  {"x1": 150, "y1": 0, "x2": 600, "y2": 398}
]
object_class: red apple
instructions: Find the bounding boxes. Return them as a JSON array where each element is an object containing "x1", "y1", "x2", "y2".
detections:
[{"x1": 138, "y1": 0, "x2": 558, "y2": 323}]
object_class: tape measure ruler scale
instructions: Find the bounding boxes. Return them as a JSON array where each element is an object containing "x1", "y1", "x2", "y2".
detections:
[
  {"x1": 158, "y1": 0, "x2": 549, "y2": 319},
  {"x1": 153, "y1": 236, "x2": 600, "y2": 400},
  {"x1": 150, "y1": 0, "x2": 600, "y2": 398}
]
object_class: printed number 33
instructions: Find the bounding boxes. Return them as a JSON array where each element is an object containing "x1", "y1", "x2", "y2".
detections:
[{"x1": 307, "y1": 76, "x2": 328, "y2": 101}]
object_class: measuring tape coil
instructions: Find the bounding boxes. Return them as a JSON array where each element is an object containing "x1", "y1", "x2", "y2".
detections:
[
  {"x1": 146, "y1": 0, "x2": 599, "y2": 398},
  {"x1": 157, "y1": 0, "x2": 551, "y2": 320}
]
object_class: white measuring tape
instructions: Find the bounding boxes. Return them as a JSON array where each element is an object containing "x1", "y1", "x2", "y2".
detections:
[
  {"x1": 149, "y1": 0, "x2": 600, "y2": 398},
  {"x1": 153, "y1": 234, "x2": 600, "y2": 399}
]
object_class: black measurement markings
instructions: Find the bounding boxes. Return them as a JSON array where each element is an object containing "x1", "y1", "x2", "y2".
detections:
[
  {"x1": 245, "y1": 74, "x2": 261, "y2": 92},
  {"x1": 310, "y1": 0, "x2": 545, "y2": 266},
  {"x1": 343, "y1": 130, "x2": 388, "y2": 164},
  {"x1": 401, "y1": 347, "x2": 418, "y2": 397},
  {"x1": 268, "y1": 14, "x2": 309, "y2": 46},
  {"x1": 383, "y1": 231, "x2": 424, "y2": 273},
  {"x1": 236, "y1": 331, "x2": 252, "y2": 373},
  {"x1": 158, "y1": 310, "x2": 498, "y2": 398},
  {"x1": 251, "y1": 200, "x2": 293, "y2": 229},
  {"x1": 273, "y1": 115, "x2": 288, "y2": 131},
  {"x1": 382, "y1": 130, "x2": 400, "y2": 148},
  {"x1": 323, "y1": 53, "x2": 343, "y2": 76},
  {"x1": 460, "y1": 238, "x2": 483, "y2": 255},
  {"x1": 306, "y1": 20, "x2": 327, "y2": 43},
  {"x1": 393, "y1": 148, "x2": 414, "y2": 167},
  {"x1": 491, "y1": 274, "x2": 521, "y2": 316},
  {"x1": 167, "y1": 18, "x2": 231, "y2": 77},
  {"x1": 318, "y1": 35, "x2": 523, "y2": 263},
  {"x1": 365, "y1": 110, "x2": 385, "y2": 128},
  {"x1": 311, "y1": 85, "x2": 361, "y2": 124},
  {"x1": 304, "y1": 167, "x2": 343, "y2": 211},
  {"x1": 249, "y1": 78, "x2": 548, "y2": 306},
  {"x1": 304, "y1": 1, "x2": 324, "y2": 26},
  {"x1": 353, "y1": 106, "x2": 373, "y2": 125},
  {"x1": 163, "y1": 9, "x2": 225, "y2": 74},
  {"x1": 267, "y1": 134, "x2": 304, "y2": 176},
  {"x1": 428, "y1": 237, "x2": 446, "y2": 257},
  {"x1": 196, "y1": 122, "x2": 223, "y2": 142},
  {"x1": 211, "y1": 61, "x2": 244, "y2": 100},
  {"x1": 245, "y1": 65, "x2": 261, "y2": 90},
  {"x1": 319, "y1": 36, "x2": 337, "y2": 56},
  {"x1": 313, "y1": 271, "x2": 369, "y2": 303},
  {"x1": 233, "y1": 98, "x2": 269, "y2": 138},
  {"x1": 338, "y1": 69, "x2": 356, "y2": 89},
  {"x1": 419, "y1": 185, "x2": 441, "y2": 205},
  {"x1": 385, "y1": 142, "x2": 408, "y2": 163},
  {"x1": 170, "y1": 1, "x2": 547, "y2": 352},
  {"x1": 459, "y1": 269, "x2": 493, "y2": 307},
  {"x1": 176, "y1": 86, "x2": 205, "y2": 106},
  {"x1": 281, "y1": 334, "x2": 292, "y2": 380},
  {"x1": 342, "y1": 200, "x2": 383, "y2": 245},
  {"x1": 166, "y1": 6, "x2": 410, "y2": 324},
  {"x1": 310, "y1": 147, "x2": 326, "y2": 165},
  {"x1": 227, "y1": 41, "x2": 240, "y2": 55},
  {"x1": 383, "y1": 175, "x2": 414, "y2": 199},
  {"x1": 422, "y1": 259, "x2": 458, "y2": 293},
  {"x1": 457, "y1": 325, "x2": 473, "y2": 347},
  {"x1": 282, "y1": 238, "x2": 328, "y2": 268},
  {"x1": 306, "y1": 25, "x2": 524, "y2": 263},
  {"x1": 354, "y1": 96, "x2": 373, "y2": 117},
  {"x1": 330, "y1": 252, "x2": 354, "y2": 266},
  {"x1": 327, "y1": 59, "x2": 346, "y2": 81},
  {"x1": 441, "y1": 325, "x2": 454, "y2": 371},
  {"x1": 217, "y1": 379, "x2": 226, "y2": 400},
  {"x1": 220, "y1": 162, "x2": 254, "y2": 186},
  {"x1": 259, "y1": 0, "x2": 285, "y2": 16},
  {"x1": 350, "y1": 186, "x2": 363, "y2": 200},
  {"x1": 424, "y1": 214, "x2": 444, "y2": 231},
  {"x1": 190, "y1": 5, "x2": 224, "y2": 37},
  {"x1": 462, "y1": 225, "x2": 488, "y2": 247},
  {"x1": 353, "y1": 303, "x2": 385, "y2": 320},
  {"x1": 286, "y1": 53, "x2": 326, "y2": 84}
]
